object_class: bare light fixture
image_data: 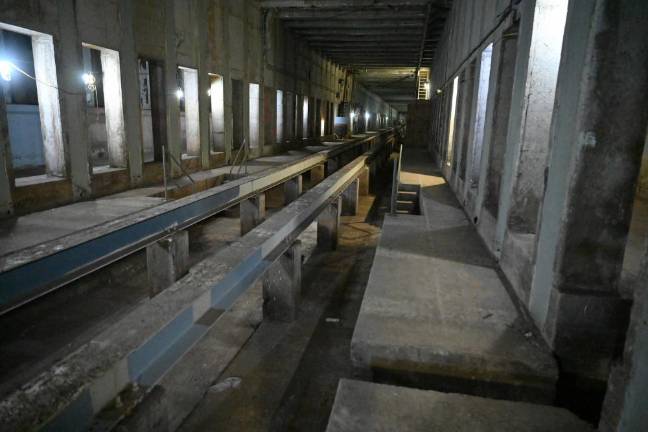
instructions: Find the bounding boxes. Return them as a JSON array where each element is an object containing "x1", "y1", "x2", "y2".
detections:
[
  {"x1": 82, "y1": 72, "x2": 96, "y2": 91},
  {"x1": 0, "y1": 60, "x2": 13, "y2": 81},
  {"x1": 176, "y1": 88, "x2": 184, "y2": 99}
]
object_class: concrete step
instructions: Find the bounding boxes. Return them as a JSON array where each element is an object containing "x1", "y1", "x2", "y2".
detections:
[
  {"x1": 326, "y1": 380, "x2": 593, "y2": 432},
  {"x1": 396, "y1": 200, "x2": 416, "y2": 213},
  {"x1": 397, "y1": 190, "x2": 418, "y2": 202},
  {"x1": 398, "y1": 183, "x2": 419, "y2": 193}
]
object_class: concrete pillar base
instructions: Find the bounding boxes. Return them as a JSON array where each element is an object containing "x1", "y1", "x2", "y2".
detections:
[
  {"x1": 359, "y1": 166, "x2": 370, "y2": 196},
  {"x1": 326, "y1": 158, "x2": 339, "y2": 176},
  {"x1": 341, "y1": 178, "x2": 359, "y2": 216},
  {"x1": 318, "y1": 196, "x2": 341, "y2": 250},
  {"x1": 310, "y1": 164, "x2": 325, "y2": 185},
  {"x1": 263, "y1": 240, "x2": 302, "y2": 322},
  {"x1": 146, "y1": 230, "x2": 189, "y2": 297},
  {"x1": 240, "y1": 193, "x2": 266, "y2": 235},
  {"x1": 284, "y1": 175, "x2": 303, "y2": 205}
]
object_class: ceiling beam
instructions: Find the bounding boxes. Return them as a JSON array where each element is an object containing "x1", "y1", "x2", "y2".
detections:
[
  {"x1": 284, "y1": 20, "x2": 425, "y2": 29},
  {"x1": 305, "y1": 35, "x2": 432, "y2": 42},
  {"x1": 294, "y1": 28, "x2": 425, "y2": 36},
  {"x1": 310, "y1": 42, "x2": 423, "y2": 48},
  {"x1": 261, "y1": 0, "x2": 443, "y2": 8},
  {"x1": 277, "y1": 10, "x2": 426, "y2": 19}
]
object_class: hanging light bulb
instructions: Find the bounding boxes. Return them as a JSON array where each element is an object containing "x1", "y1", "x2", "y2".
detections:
[
  {"x1": 0, "y1": 61, "x2": 13, "y2": 82},
  {"x1": 176, "y1": 88, "x2": 184, "y2": 99},
  {"x1": 82, "y1": 72, "x2": 97, "y2": 91}
]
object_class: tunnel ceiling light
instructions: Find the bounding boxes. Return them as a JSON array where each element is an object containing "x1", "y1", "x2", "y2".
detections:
[
  {"x1": 0, "y1": 60, "x2": 14, "y2": 82},
  {"x1": 436, "y1": 88, "x2": 443, "y2": 95},
  {"x1": 176, "y1": 88, "x2": 184, "y2": 99}
]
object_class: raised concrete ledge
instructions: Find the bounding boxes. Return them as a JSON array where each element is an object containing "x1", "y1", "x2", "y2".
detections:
[
  {"x1": 0, "y1": 130, "x2": 394, "y2": 313},
  {"x1": 351, "y1": 150, "x2": 557, "y2": 403},
  {"x1": 326, "y1": 379, "x2": 593, "y2": 432},
  {"x1": 0, "y1": 151, "x2": 376, "y2": 431}
]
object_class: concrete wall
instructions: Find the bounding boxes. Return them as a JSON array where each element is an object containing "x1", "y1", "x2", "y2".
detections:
[
  {"x1": 6, "y1": 105, "x2": 43, "y2": 169},
  {"x1": 421, "y1": 0, "x2": 648, "y2": 393},
  {"x1": 0, "y1": 0, "x2": 394, "y2": 216}
]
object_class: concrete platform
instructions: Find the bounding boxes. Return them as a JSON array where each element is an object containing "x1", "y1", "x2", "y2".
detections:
[
  {"x1": 326, "y1": 379, "x2": 593, "y2": 432},
  {"x1": 350, "y1": 149, "x2": 558, "y2": 403},
  {"x1": 0, "y1": 196, "x2": 165, "y2": 255}
]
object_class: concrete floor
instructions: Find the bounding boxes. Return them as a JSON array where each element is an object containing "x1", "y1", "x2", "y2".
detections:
[
  {"x1": 326, "y1": 379, "x2": 593, "y2": 432},
  {"x1": 178, "y1": 193, "x2": 387, "y2": 432},
  {"x1": 350, "y1": 149, "x2": 557, "y2": 404},
  {"x1": 0, "y1": 145, "x2": 339, "y2": 257},
  {"x1": 0, "y1": 196, "x2": 165, "y2": 254}
]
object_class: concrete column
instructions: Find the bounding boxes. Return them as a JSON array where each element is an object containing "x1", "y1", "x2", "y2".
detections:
[
  {"x1": 359, "y1": 166, "x2": 370, "y2": 196},
  {"x1": 318, "y1": 196, "x2": 341, "y2": 250},
  {"x1": 118, "y1": 0, "x2": 144, "y2": 185},
  {"x1": 530, "y1": 0, "x2": 648, "y2": 380},
  {"x1": 369, "y1": 161, "x2": 378, "y2": 193},
  {"x1": 194, "y1": 0, "x2": 211, "y2": 169},
  {"x1": 284, "y1": 175, "x2": 303, "y2": 204},
  {"x1": 240, "y1": 193, "x2": 266, "y2": 235},
  {"x1": 341, "y1": 178, "x2": 359, "y2": 216},
  {"x1": 57, "y1": 0, "x2": 91, "y2": 198},
  {"x1": 326, "y1": 158, "x2": 338, "y2": 176},
  {"x1": 263, "y1": 240, "x2": 302, "y2": 322},
  {"x1": 147, "y1": 230, "x2": 189, "y2": 296},
  {"x1": 32, "y1": 35, "x2": 65, "y2": 179},
  {"x1": 220, "y1": 4, "x2": 233, "y2": 163},
  {"x1": 100, "y1": 49, "x2": 127, "y2": 168},
  {"x1": 0, "y1": 85, "x2": 14, "y2": 217},
  {"x1": 310, "y1": 164, "x2": 325, "y2": 185},
  {"x1": 164, "y1": 0, "x2": 182, "y2": 176}
]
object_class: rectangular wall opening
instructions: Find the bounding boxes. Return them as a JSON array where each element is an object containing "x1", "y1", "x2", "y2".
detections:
[
  {"x1": 622, "y1": 128, "x2": 648, "y2": 292},
  {"x1": 179, "y1": 66, "x2": 199, "y2": 158},
  {"x1": 445, "y1": 76, "x2": 459, "y2": 167},
  {"x1": 82, "y1": 43, "x2": 126, "y2": 172},
  {"x1": 469, "y1": 43, "x2": 494, "y2": 188},
  {"x1": 316, "y1": 98, "x2": 323, "y2": 137},
  {"x1": 302, "y1": 96, "x2": 309, "y2": 139},
  {"x1": 209, "y1": 73, "x2": 225, "y2": 153},
  {"x1": 1, "y1": 24, "x2": 65, "y2": 183},
  {"x1": 507, "y1": 0, "x2": 568, "y2": 235},
  {"x1": 231, "y1": 78, "x2": 243, "y2": 151},
  {"x1": 459, "y1": 63, "x2": 476, "y2": 181},
  {"x1": 276, "y1": 89, "x2": 283, "y2": 144},
  {"x1": 249, "y1": 82, "x2": 260, "y2": 149}
]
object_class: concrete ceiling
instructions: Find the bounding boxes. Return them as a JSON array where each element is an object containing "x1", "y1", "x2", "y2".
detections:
[{"x1": 261, "y1": 0, "x2": 453, "y2": 112}]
